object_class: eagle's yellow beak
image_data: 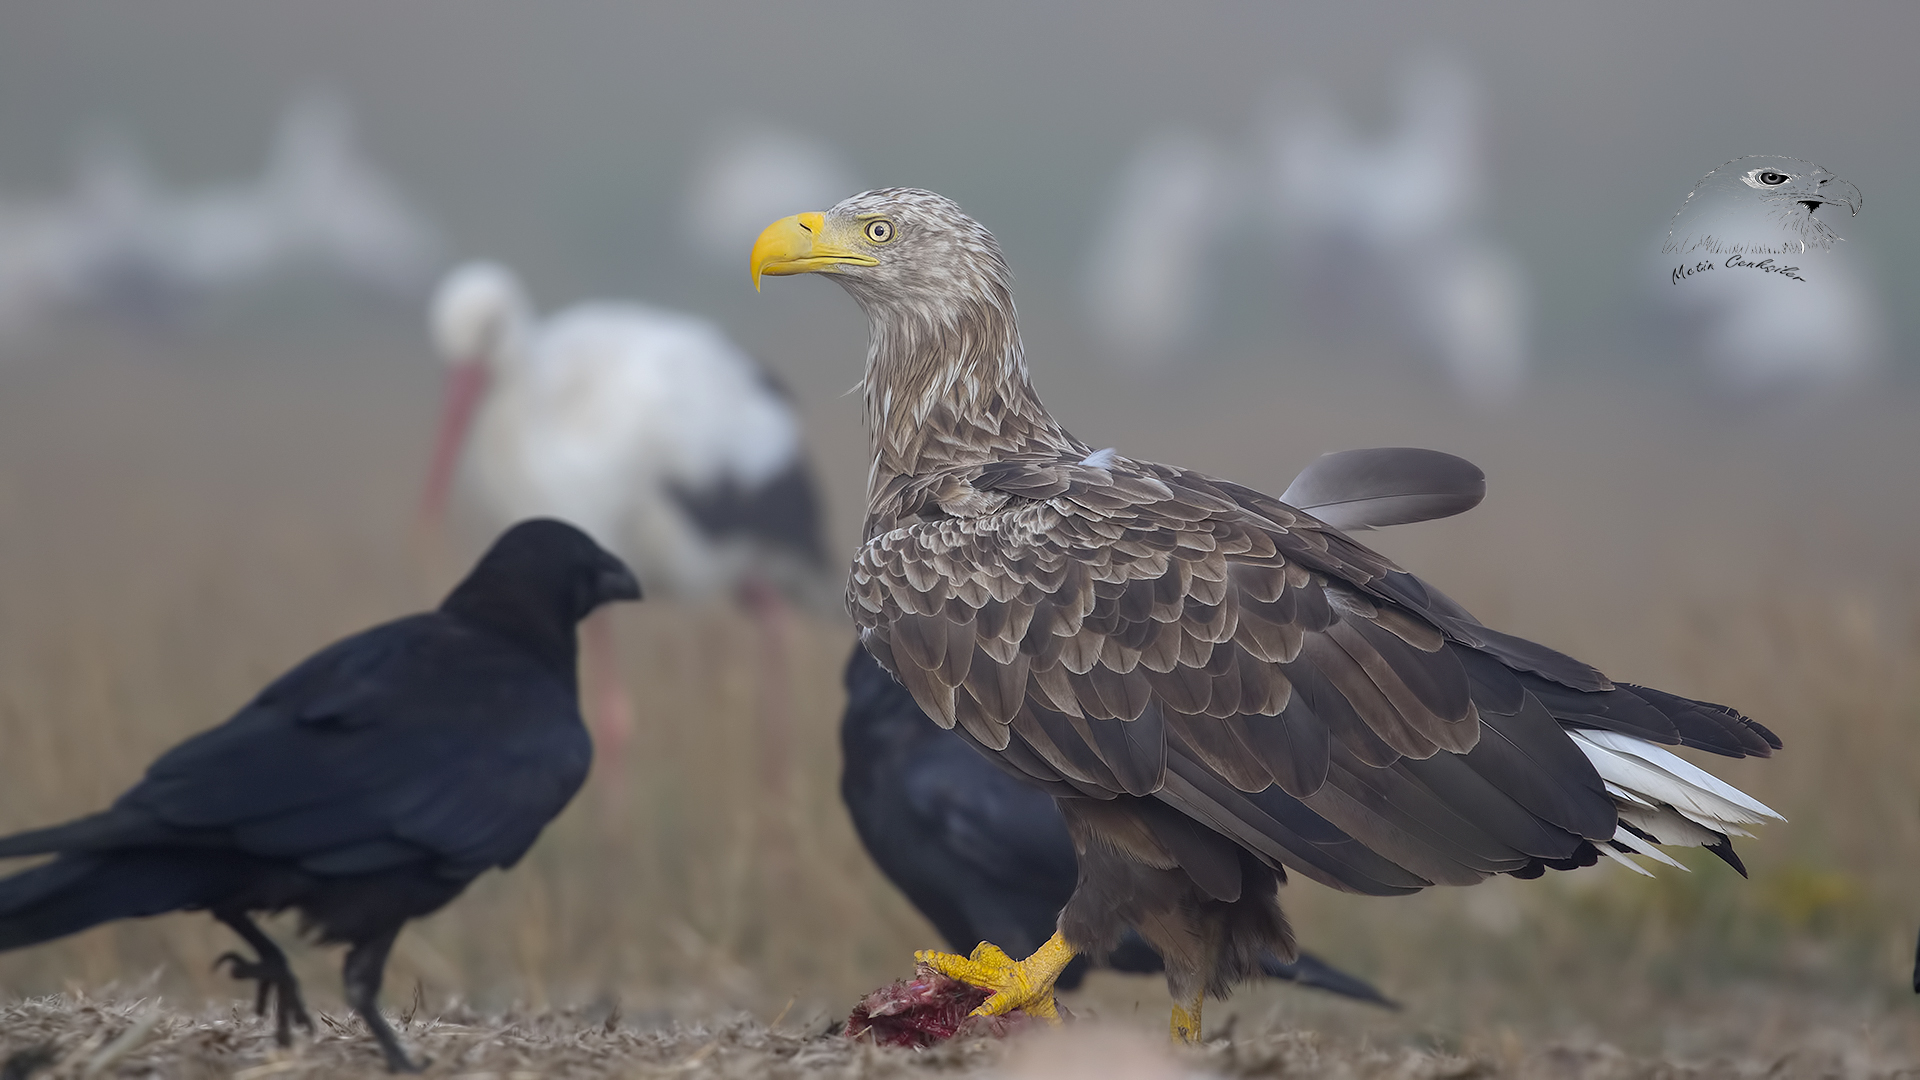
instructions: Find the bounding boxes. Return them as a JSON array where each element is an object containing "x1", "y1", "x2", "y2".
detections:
[{"x1": 750, "y1": 212, "x2": 878, "y2": 290}]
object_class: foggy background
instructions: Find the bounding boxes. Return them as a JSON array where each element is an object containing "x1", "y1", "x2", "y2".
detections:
[
  {"x1": 0, "y1": 0, "x2": 1910, "y2": 552},
  {"x1": 0, "y1": 0, "x2": 1916, "y2": 1061},
  {"x1": 3, "y1": 2, "x2": 1914, "y2": 361}
]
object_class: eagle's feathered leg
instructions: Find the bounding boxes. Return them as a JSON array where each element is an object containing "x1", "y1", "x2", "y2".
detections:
[
  {"x1": 1058, "y1": 798, "x2": 1296, "y2": 1045},
  {"x1": 915, "y1": 932, "x2": 1077, "y2": 1024}
]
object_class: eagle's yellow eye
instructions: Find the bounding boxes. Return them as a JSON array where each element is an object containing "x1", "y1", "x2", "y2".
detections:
[{"x1": 864, "y1": 219, "x2": 895, "y2": 244}]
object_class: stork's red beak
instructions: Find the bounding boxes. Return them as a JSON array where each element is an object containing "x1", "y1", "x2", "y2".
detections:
[{"x1": 419, "y1": 361, "x2": 490, "y2": 528}]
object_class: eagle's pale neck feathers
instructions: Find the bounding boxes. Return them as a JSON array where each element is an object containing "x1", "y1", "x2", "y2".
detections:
[{"x1": 834, "y1": 204, "x2": 1081, "y2": 507}]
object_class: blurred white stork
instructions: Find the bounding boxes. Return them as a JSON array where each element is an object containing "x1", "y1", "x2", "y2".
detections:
[
  {"x1": 1256, "y1": 59, "x2": 1529, "y2": 404},
  {"x1": 0, "y1": 134, "x2": 161, "y2": 336},
  {"x1": 0, "y1": 94, "x2": 441, "y2": 344},
  {"x1": 1080, "y1": 129, "x2": 1240, "y2": 367},
  {"x1": 422, "y1": 262, "x2": 832, "y2": 787},
  {"x1": 113, "y1": 95, "x2": 442, "y2": 302}
]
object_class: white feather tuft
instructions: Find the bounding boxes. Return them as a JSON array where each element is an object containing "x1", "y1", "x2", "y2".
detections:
[
  {"x1": 1616, "y1": 804, "x2": 1722, "y2": 848},
  {"x1": 1572, "y1": 729, "x2": 1784, "y2": 825},
  {"x1": 1595, "y1": 843, "x2": 1656, "y2": 876},
  {"x1": 1608, "y1": 826, "x2": 1689, "y2": 870},
  {"x1": 1569, "y1": 728, "x2": 1782, "y2": 869}
]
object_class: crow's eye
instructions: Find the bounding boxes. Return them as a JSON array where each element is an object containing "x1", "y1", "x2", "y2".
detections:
[
  {"x1": 864, "y1": 219, "x2": 895, "y2": 244},
  {"x1": 1756, "y1": 170, "x2": 1790, "y2": 186}
]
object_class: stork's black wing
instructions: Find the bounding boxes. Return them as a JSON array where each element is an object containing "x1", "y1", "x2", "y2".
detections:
[{"x1": 671, "y1": 457, "x2": 829, "y2": 567}]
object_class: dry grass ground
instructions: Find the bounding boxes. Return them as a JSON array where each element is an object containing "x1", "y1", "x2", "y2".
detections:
[
  {"x1": 4, "y1": 993, "x2": 1918, "y2": 1079},
  {"x1": 0, "y1": 329, "x2": 1916, "y2": 1075}
]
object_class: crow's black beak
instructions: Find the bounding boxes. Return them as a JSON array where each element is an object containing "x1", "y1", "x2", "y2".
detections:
[{"x1": 596, "y1": 562, "x2": 643, "y2": 604}]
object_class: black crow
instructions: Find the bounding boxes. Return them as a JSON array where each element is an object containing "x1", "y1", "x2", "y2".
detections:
[
  {"x1": 0, "y1": 518, "x2": 640, "y2": 1071},
  {"x1": 841, "y1": 642, "x2": 1393, "y2": 1006}
]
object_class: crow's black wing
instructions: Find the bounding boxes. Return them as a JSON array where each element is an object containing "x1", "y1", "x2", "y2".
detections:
[
  {"x1": 844, "y1": 643, "x2": 1076, "y2": 898},
  {"x1": 842, "y1": 642, "x2": 1075, "y2": 958},
  {"x1": 108, "y1": 614, "x2": 588, "y2": 878},
  {"x1": 901, "y1": 735, "x2": 1079, "y2": 899}
]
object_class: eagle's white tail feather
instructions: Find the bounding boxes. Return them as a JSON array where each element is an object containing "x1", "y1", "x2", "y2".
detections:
[
  {"x1": 1607, "y1": 825, "x2": 1689, "y2": 870},
  {"x1": 1602, "y1": 781, "x2": 1655, "y2": 808},
  {"x1": 1616, "y1": 803, "x2": 1723, "y2": 848},
  {"x1": 1570, "y1": 729, "x2": 1783, "y2": 830},
  {"x1": 1595, "y1": 842, "x2": 1656, "y2": 876},
  {"x1": 1566, "y1": 728, "x2": 1783, "y2": 872}
]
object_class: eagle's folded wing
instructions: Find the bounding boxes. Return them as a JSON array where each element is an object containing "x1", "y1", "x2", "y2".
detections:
[{"x1": 849, "y1": 454, "x2": 1661, "y2": 895}]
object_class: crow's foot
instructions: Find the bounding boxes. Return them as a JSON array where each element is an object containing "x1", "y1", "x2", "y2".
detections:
[{"x1": 215, "y1": 950, "x2": 313, "y2": 1046}]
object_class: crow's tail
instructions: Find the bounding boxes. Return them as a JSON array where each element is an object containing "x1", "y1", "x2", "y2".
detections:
[
  {"x1": 0, "y1": 851, "x2": 241, "y2": 952},
  {"x1": 1099, "y1": 929, "x2": 1396, "y2": 1008},
  {"x1": 1258, "y1": 950, "x2": 1398, "y2": 1008}
]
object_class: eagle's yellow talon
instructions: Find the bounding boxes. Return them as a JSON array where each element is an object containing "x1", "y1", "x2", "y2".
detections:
[
  {"x1": 913, "y1": 932, "x2": 1077, "y2": 1025},
  {"x1": 969, "y1": 942, "x2": 1012, "y2": 964},
  {"x1": 1170, "y1": 992, "x2": 1204, "y2": 1044}
]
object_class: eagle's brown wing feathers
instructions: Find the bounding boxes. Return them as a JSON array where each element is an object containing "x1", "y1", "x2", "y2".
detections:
[{"x1": 851, "y1": 454, "x2": 1764, "y2": 896}]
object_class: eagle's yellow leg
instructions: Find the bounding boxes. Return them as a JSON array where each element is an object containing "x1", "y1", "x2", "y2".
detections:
[
  {"x1": 914, "y1": 932, "x2": 1076, "y2": 1024},
  {"x1": 1170, "y1": 991, "x2": 1204, "y2": 1044}
]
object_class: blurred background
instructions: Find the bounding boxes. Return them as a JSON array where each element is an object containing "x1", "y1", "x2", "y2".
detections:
[{"x1": 0, "y1": 0, "x2": 1915, "y2": 1063}]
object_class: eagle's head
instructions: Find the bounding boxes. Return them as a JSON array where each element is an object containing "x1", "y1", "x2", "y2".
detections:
[
  {"x1": 749, "y1": 188, "x2": 1013, "y2": 322},
  {"x1": 1665, "y1": 155, "x2": 1862, "y2": 255},
  {"x1": 749, "y1": 187, "x2": 1072, "y2": 482}
]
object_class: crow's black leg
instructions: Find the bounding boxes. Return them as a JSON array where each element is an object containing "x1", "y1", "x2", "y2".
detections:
[
  {"x1": 213, "y1": 911, "x2": 313, "y2": 1046},
  {"x1": 343, "y1": 927, "x2": 419, "y2": 1073}
]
